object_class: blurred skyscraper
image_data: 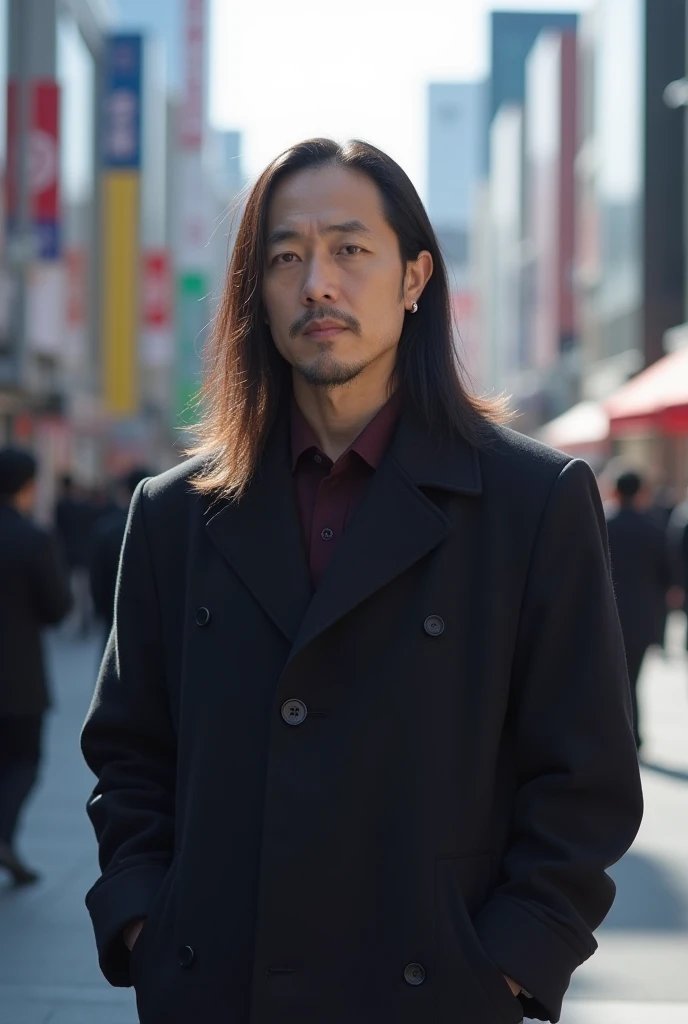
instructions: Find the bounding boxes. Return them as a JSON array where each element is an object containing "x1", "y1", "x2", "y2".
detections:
[
  {"x1": 428, "y1": 82, "x2": 486, "y2": 264},
  {"x1": 114, "y1": 0, "x2": 184, "y2": 94},
  {"x1": 577, "y1": 0, "x2": 685, "y2": 396},
  {"x1": 489, "y1": 9, "x2": 578, "y2": 156},
  {"x1": 427, "y1": 82, "x2": 486, "y2": 384},
  {"x1": 471, "y1": 9, "x2": 579, "y2": 416}
]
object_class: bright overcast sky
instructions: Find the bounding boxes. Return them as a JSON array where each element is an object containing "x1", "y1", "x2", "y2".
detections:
[{"x1": 209, "y1": 0, "x2": 592, "y2": 202}]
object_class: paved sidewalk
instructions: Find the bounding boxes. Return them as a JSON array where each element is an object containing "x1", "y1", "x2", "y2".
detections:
[
  {"x1": 0, "y1": 618, "x2": 686, "y2": 1023},
  {"x1": 0, "y1": 631, "x2": 136, "y2": 1024}
]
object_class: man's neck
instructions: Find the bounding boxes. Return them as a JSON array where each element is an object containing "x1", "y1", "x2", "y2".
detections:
[{"x1": 292, "y1": 372, "x2": 395, "y2": 463}]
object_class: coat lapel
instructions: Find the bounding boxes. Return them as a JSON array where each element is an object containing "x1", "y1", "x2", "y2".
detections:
[
  {"x1": 289, "y1": 409, "x2": 483, "y2": 660},
  {"x1": 205, "y1": 417, "x2": 313, "y2": 644},
  {"x1": 205, "y1": 401, "x2": 483, "y2": 656}
]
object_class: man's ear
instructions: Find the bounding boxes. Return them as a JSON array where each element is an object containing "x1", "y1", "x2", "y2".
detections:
[{"x1": 403, "y1": 250, "x2": 434, "y2": 308}]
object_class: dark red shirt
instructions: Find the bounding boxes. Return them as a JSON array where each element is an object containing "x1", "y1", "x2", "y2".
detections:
[{"x1": 291, "y1": 395, "x2": 400, "y2": 588}]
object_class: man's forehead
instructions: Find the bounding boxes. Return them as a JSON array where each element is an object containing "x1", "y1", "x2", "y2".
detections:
[{"x1": 267, "y1": 167, "x2": 385, "y2": 231}]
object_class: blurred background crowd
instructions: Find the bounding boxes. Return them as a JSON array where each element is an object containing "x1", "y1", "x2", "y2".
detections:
[{"x1": 1, "y1": 1, "x2": 688, "y2": 1020}]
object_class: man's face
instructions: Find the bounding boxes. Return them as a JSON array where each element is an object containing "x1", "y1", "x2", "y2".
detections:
[{"x1": 262, "y1": 165, "x2": 410, "y2": 389}]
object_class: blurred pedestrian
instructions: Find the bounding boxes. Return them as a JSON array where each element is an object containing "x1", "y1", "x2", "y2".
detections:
[
  {"x1": 667, "y1": 487, "x2": 688, "y2": 648},
  {"x1": 89, "y1": 467, "x2": 152, "y2": 641},
  {"x1": 0, "y1": 447, "x2": 71, "y2": 885},
  {"x1": 647, "y1": 483, "x2": 678, "y2": 654},
  {"x1": 606, "y1": 470, "x2": 673, "y2": 752},
  {"x1": 81, "y1": 139, "x2": 642, "y2": 1024},
  {"x1": 55, "y1": 474, "x2": 95, "y2": 635}
]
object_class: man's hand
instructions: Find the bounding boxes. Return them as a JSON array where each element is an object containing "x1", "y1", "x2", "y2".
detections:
[
  {"x1": 504, "y1": 975, "x2": 521, "y2": 997},
  {"x1": 123, "y1": 918, "x2": 146, "y2": 952}
]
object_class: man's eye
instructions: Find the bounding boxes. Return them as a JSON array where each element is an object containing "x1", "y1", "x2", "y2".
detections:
[
  {"x1": 273, "y1": 252, "x2": 299, "y2": 264},
  {"x1": 340, "y1": 245, "x2": 363, "y2": 256}
]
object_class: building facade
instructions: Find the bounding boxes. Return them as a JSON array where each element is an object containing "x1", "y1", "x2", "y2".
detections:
[{"x1": 427, "y1": 81, "x2": 486, "y2": 384}]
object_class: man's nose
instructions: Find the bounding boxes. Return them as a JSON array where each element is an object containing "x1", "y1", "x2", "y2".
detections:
[{"x1": 301, "y1": 255, "x2": 339, "y2": 305}]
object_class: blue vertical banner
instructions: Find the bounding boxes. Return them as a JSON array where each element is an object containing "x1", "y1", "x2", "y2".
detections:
[
  {"x1": 102, "y1": 34, "x2": 143, "y2": 171},
  {"x1": 101, "y1": 34, "x2": 143, "y2": 416}
]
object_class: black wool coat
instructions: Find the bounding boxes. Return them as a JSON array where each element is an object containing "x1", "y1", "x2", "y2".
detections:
[
  {"x1": 0, "y1": 503, "x2": 72, "y2": 716},
  {"x1": 81, "y1": 409, "x2": 643, "y2": 1024}
]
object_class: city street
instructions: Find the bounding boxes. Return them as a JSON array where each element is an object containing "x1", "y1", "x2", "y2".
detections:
[{"x1": 0, "y1": 618, "x2": 687, "y2": 1024}]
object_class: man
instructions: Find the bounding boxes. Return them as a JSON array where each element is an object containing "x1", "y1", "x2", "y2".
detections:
[
  {"x1": 668, "y1": 488, "x2": 688, "y2": 652},
  {"x1": 606, "y1": 470, "x2": 673, "y2": 752},
  {"x1": 82, "y1": 139, "x2": 642, "y2": 1024},
  {"x1": 0, "y1": 447, "x2": 72, "y2": 884},
  {"x1": 89, "y1": 467, "x2": 152, "y2": 640},
  {"x1": 647, "y1": 483, "x2": 678, "y2": 655}
]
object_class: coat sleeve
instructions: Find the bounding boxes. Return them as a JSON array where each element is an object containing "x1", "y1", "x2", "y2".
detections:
[
  {"x1": 472, "y1": 458, "x2": 643, "y2": 1023},
  {"x1": 80, "y1": 481, "x2": 177, "y2": 987}
]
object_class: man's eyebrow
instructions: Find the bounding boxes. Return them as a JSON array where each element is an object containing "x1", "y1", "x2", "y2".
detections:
[{"x1": 266, "y1": 220, "x2": 372, "y2": 246}]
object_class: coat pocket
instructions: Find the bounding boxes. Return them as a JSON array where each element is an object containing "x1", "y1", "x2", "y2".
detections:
[
  {"x1": 434, "y1": 855, "x2": 523, "y2": 1024},
  {"x1": 130, "y1": 855, "x2": 179, "y2": 989}
]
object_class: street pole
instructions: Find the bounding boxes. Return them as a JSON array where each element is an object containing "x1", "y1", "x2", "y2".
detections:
[
  {"x1": 5, "y1": 0, "x2": 58, "y2": 408},
  {"x1": 7, "y1": 0, "x2": 31, "y2": 400}
]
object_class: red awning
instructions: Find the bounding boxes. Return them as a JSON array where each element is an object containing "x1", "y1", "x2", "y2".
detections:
[
  {"x1": 605, "y1": 346, "x2": 688, "y2": 435},
  {"x1": 538, "y1": 401, "x2": 610, "y2": 453}
]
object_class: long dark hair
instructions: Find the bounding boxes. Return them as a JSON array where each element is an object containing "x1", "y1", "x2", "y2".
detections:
[{"x1": 188, "y1": 138, "x2": 508, "y2": 498}]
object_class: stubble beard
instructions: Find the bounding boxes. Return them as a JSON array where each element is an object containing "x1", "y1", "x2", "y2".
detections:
[{"x1": 294, "y1": 346, "x2": 369, "y2": 390}]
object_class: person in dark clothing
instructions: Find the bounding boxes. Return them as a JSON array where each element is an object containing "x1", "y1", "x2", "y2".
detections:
[
  {"x1": 89, "y1": 467, "x2": 152, "y2": 639},
  {"x1": 0, "y1": 447, "x2": 72, "y2": 885},
  {"x1": 55, "y1": 474, "x2": 95, "y2": 635},
  {"x1": 668, "y1": 489, "x2": 688, "y2": 649},
  {"x1": 81, "y1": 140, "x2": 641, "y2": 1024},
  {"x1": 606, "y1": 470, "x2": 673, "y2": 751},
  {"x1": 647, "y1": 485, "x2": 678, "y2": 653}
]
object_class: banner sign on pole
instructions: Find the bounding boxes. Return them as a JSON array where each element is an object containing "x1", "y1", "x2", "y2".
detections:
[
  {"x1": 142, "y1": 250, "x2": 172, "y2": 329},
  {"x1": 102, "y1": 35, "x2": 143, "y2": 170},
  {"x1": 176, "y1": 271, "x2": 208, "y2": 423},
  {"x1": 6, "y1": 79, "x2": 61, "y2": 259},
  {"x1": 101, "y1": 33, "x2": 143, "y2": 416},
  {"x1": 142, "y1": 249, "x2": 174, "y2": 368}
]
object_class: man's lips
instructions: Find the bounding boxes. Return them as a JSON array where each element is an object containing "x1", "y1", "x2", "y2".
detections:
[{"x1": 303, "y1": 321, "x2": 349, "y2": 339}]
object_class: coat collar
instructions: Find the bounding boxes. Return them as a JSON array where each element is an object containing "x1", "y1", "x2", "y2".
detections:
[
  {"x1": 389, "y1": 405, "x2": 483, "y2": 496},
  {"x1": 205, "y1": 401, "x2": 482, "y2": 655}
]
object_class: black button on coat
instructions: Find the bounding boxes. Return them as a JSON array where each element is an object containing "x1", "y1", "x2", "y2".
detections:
[{"x1": 81, "y1": 409, "x2": 643, "y2": 1024}]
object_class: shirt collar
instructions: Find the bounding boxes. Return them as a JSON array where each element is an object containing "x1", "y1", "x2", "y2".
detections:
[{"x1": 291, "y1": 392, "x2": 401, "y2": 472}]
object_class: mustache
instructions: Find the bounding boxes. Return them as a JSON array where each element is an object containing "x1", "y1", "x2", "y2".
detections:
[{"x1": 289, "y1": 307, "x2": 362, "y2": 339}]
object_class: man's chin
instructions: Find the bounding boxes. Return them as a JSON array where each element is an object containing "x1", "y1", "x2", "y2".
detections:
[{"x1": 294, "y1": 360, "x2": 367, "y2": 389}]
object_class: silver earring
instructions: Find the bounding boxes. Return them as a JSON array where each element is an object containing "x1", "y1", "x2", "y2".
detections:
[{"x1": 410, "y1": 301, "x2": 418, "y2": 314}]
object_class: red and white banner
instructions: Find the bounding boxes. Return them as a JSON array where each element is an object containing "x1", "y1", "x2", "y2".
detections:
[
  {"x1": 178, "y1": 0, "x2": 205, "y2": 151},
  {"x1": 142, "y1": 250, "x2": 172, "y2": 328},
  {"x1": 7, "y1": 80, "x2": 60, "y2": 218},
  {"x1": 6, "y1": 79, "x2": 60, "y2": 257},
  {"x1": 31, "y1": 82, "x2": 60, "y2": 221},
  {"x1": 142, "y1": 249, "x2": 173, "y2": 367}
]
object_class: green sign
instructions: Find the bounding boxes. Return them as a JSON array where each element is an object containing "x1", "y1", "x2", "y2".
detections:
[{"x1": 175, "y1": 271, "x2": 209, "y2": 427}]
